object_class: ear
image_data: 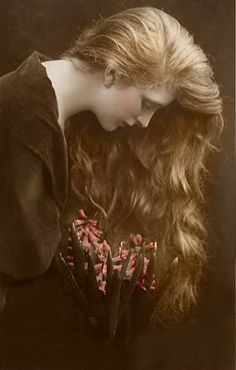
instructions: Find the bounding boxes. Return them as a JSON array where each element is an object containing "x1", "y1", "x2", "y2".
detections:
[{"x1": 104, "y1": 65, "x2": 121, "y2": 88}]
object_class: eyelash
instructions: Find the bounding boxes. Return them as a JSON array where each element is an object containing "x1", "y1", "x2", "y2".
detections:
[
  {"x1": 142, "y1": 101, "x2": 152, "y2": 109},
  {"x1": 142, "y1": 101, "x2": 158, "y2": 110}
]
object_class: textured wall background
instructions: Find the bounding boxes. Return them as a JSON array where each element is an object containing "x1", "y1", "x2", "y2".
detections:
[{"x1": 0, "y1": 1, "x2": 234, "y2": 369}]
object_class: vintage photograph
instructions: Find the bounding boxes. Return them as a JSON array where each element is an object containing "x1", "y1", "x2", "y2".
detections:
[{"x1": 0, "y1": 1, "x2": 234, "y2": 370}]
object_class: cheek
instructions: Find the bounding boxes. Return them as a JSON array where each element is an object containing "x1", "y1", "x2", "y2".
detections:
[{"x1": 118, "y1": 91, "x2": 140, "y2": 114}]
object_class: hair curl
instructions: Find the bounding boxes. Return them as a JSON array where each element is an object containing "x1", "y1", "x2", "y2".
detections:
[{"x1": 64, "y1": 7, "x2": 224, "y2": 323}]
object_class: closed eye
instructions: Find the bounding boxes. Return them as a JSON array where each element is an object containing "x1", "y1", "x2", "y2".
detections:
[{"x1": 142, "y1": 99, "x2": 161, "y2": 110}]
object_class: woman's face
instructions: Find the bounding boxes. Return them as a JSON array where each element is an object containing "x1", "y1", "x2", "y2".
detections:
[{"x1": 94, "y1": 72, "x2": 175, "y2": 131}]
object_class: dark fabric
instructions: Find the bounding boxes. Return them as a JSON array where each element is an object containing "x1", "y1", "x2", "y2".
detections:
[
  {"x1": 0, "y1": 52, "x2": 83, "y2": 370},
  {"x1": 0, "y1": 51, "x2": 68, "y2": 280}
]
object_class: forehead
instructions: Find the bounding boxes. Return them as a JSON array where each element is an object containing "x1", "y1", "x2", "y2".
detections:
[{"x1": 142, "y1": 84, "x2": 175, "y2": 106}]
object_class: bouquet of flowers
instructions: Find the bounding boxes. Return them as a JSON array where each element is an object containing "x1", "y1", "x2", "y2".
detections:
[{"x1": 59, "y1": 209, "x2": 169, "y2": 341}]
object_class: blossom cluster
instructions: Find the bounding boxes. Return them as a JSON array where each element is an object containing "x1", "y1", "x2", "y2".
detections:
[{"x1": 66, "y1": 209, "x2": 157, "y2": 294}]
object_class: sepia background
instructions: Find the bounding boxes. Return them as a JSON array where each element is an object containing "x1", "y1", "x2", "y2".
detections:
[{"x1": 0, "y1": 1, "x2": 234, "y2": 369}]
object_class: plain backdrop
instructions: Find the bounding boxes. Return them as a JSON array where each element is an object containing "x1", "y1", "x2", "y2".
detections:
[{"x1": 0, "y1": 1, "x2": 234, "y2": 370}]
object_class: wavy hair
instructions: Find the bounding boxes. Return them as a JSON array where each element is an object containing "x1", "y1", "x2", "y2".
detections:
[{"x1": 64, "y1": 7, "x2": 223, "y2": 323}]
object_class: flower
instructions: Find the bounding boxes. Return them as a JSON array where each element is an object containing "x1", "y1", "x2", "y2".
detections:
[
  {"x1": 131, "y1": 233, "x2": 143, "y2": 246},
  {"x1": 65, "y1": 209, "x2": 157, "y2": 294}
]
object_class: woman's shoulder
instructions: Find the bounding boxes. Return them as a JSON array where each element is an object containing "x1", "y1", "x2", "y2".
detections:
[
  {"x1": 0, "y1": 51, "x2": 66, "y2": 161},
  {"x1": 0, "y1": 51, "x2": 58, "y2": 121}
]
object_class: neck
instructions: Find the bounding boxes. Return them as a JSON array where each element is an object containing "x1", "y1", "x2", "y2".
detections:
[{"x1": 42, "y1": 59, "x2": 98, "y2": 130}]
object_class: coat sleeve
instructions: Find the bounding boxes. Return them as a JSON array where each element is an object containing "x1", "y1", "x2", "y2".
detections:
[{"x1": 0, "y1": 138, "x2": 63, "y2": 280}]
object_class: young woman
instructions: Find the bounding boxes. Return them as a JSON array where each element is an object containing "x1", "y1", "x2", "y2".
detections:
[
  {"x1": 59, "y1": 7, "x2": 223, "y2": 324},
  {"x1": 0, "y1": 6, "x2": 223, "y2": 368}
]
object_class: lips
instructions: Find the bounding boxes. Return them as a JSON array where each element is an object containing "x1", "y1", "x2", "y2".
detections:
[{"x1": 117, "y1": 121, "x2": 138, "y2": 129}]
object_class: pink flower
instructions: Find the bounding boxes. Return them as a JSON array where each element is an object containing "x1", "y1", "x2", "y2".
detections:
[
  {"x1": 145, "y1": 241, "x2": 158, "y2": 251},
  {"x1": 79, "y1": 209, "x2": 87, "y2": 219},
  {"x1": 113, "y1": 265, "x2": 122, "y2": 272},
  {"x1": 66, "y1": 209, "x2": 157, "y2": 295},
  {"x1": 98, "y1": 280, "x2": 106, "y2": 294},
  {"x1": 88, "y1": 219, "x2": 98, "y2": 227},
  {"x1": 94, "y1": 263, "x2": 103, "y2": 273},
  {"x1": 74, "y1": 219, "x2": 86, "y2": 226},
  {"x1": 82, "y1": 235, "x2": 91, "y2": 250},
  {"x1": 132, "y1": 234, "x2": 143, "y2": 246}
]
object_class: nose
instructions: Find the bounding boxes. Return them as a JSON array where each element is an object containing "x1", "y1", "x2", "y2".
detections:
[{"x1": 136, "y1": 111, "x2": 155, "y2": 128}]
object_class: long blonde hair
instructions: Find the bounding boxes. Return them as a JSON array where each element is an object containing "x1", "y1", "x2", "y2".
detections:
[{"x1": 64, "y1": 7, "x2": 223, "y2": 323}]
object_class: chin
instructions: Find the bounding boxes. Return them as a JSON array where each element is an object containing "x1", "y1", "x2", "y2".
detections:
[{"x1": 99, "y1": 121, "x2": 118, "y2": 132}]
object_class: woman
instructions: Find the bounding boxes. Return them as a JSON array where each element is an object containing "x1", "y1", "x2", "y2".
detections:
[
  {"x1": 0, "y1": 6, "x2": 223, "y2": 369},
  {"x1": 61, "y1": 7, "x2": 223, "y2": 324}
]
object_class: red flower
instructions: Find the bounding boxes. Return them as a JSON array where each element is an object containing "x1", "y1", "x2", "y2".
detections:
[
  {"x1": 66, "y1": 209, "x2": 157, "y2": 294},
  {"x1": 131, "y1": 233, "x2": 143, "y2": 246}
]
